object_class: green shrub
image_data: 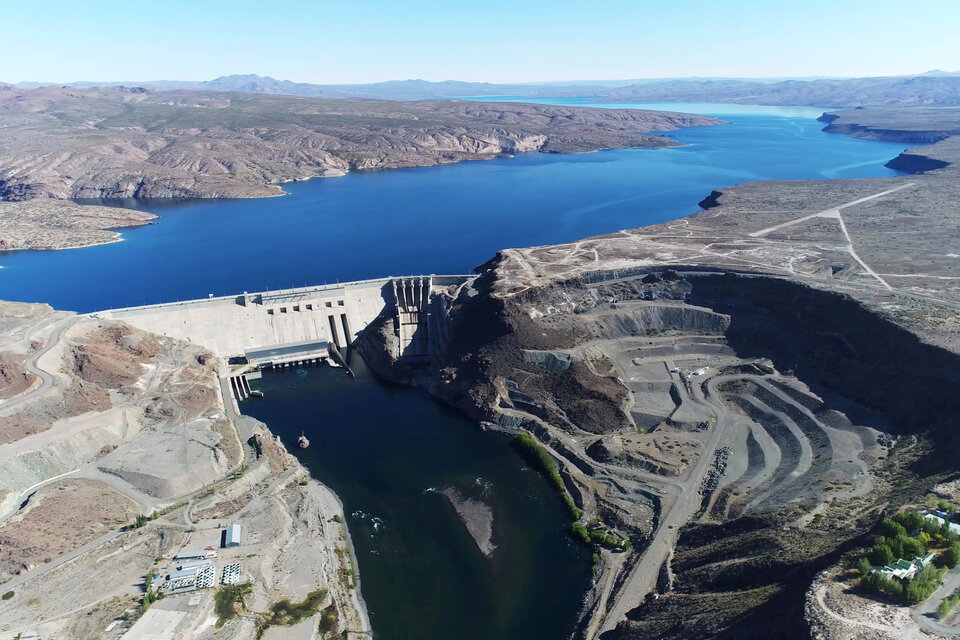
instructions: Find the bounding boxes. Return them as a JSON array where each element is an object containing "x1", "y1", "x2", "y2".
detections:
[
  {"x1": 938, "y1": 592, "x2": 960, "y2": 619},
  {"x1": 893, "y1": 511, "x2": 925, "y2": 535},
  {"x1": 263, "y1": 590, "x2": 328, "y2": 629},
  {"x1": 878, "y1": 518, "x2": 907, "y2": 539},
  {"x1": 944, "y1": 541, "x2": 960, "y2": 568},
  {"x1": 868, "y1": 543, "x2": 894, "y2": 566},
  {"x1": 861, "y1": 570, "x2": 905, "y2": 599},
  {"x1": 901, "y1": 536, "x2": 926, "y2": 559},
  {"x1": 1, "y1": 591, "x2": 13, "y2": 601},
  {"x1": 215, "y1": 583, "x2": 252, "y2": 627},
  {"x1": 571, "y1": 522, "x2": 591, "y2": 544},
  {"x1": 906, "y1": 565, "x2": 945, "y2": 603}
]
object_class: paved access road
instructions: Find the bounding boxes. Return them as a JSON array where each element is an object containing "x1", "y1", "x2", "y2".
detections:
[{"x1": 914, "y1": 565, "x2": 960, "y2": 636}]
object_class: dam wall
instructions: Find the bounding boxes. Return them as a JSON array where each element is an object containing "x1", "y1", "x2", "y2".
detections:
[{"x1": 97, "y1": 275, "x2": 471, "y2": 368}]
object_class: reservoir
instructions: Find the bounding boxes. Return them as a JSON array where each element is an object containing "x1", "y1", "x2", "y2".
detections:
[
  {"x1": 0, "y1": 103, "x2": 905, "y2": 312},
  {"x1": 0, "y1": 102, "x2": 909, "y2": 638}
]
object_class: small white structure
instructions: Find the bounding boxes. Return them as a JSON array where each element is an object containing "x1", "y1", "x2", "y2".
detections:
[
  {"x1": 222, "y1": 563, "x2": 242, "y2": 585},
  {"x1": 174, "y1": 550, "x2": 216, "y2": 561},
  {"x1": 196, "y1": 566, "x2": 216, "y2": 589},
  {"x1": 168, "y1": 567, "x2": 199, "y2": 581},
  {"x1": 225, "y1": 523, "x2": 242, "y2": 548}
]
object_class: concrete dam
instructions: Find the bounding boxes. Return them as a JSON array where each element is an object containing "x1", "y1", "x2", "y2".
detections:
[{"x1": 97, "y1": 275, "x2": 470, "y2": 373}]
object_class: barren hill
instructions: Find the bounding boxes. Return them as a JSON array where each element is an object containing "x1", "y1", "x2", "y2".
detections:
[{"x1": 0, "y1": 86, "x2": 720, "y2": 201}]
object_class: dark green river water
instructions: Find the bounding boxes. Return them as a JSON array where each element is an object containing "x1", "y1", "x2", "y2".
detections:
[{"x1": 243, "y1": 356, "x2": 591, "y2": 640}]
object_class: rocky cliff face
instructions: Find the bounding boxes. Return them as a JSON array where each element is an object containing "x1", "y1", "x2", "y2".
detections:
[{"x1": 684, "y1": 273, "x2": 960, "y2": 443}]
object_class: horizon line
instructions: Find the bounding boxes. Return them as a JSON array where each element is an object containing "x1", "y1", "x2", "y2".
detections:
[{"x1": 6, "y1": 69, "x2": 959, "y2": 88}]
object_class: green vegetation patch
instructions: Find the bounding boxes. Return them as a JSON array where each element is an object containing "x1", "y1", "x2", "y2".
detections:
[
  {"x1": 264, "y1": 590, "x2": 327, "y2": 627},
  {"x1": 572, "y1": 520, "x2": 632, "y2": 550},
  {"x1": 512, "y1": 433, "x2": 582, "y2": 519},
  {"x1": 856, "y1": 511, "x2": 960, "y2": 603},
  {"x1": 1, "y1": 591, "x2": 13, "y2": 601},
  {"x1": 939, "y1": 590, "x2": 960, "y2": 620},
  {"x1": 513, "y1": 434, "x2": 632, "y2": 550},
  {"x1": 215, "y1": 582, "x2": 252, "y2": 627}
]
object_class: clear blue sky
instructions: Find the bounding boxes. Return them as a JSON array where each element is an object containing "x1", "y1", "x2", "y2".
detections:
[{"x1": 3, "y1": 0, "x2": 959, "y2": 84}]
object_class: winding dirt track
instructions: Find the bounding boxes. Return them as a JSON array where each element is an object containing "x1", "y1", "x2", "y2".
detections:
[{"x1": 0, "y1": 316, "x2": 78, "y2": 414}]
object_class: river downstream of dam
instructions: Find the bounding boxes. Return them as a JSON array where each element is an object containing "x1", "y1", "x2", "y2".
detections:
[
  {"x1": 241, "y1": 356, "x2": 591, "y2": 640},
  {"x1": 0, "y1": 102, "x2": 913, "y2": 639}
]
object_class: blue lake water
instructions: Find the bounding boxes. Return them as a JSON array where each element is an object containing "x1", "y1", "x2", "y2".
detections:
[{"x1": 0, "y1": 101, "x2": 906, "y2": 312}]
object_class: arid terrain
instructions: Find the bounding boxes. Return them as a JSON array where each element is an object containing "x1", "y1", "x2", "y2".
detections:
[
  {"x1": 0, "y1": 301, "x2": 369, "y2": 640},
  {"x1": 0, "y1": 86, "x2": 719, "y2": 202},
  {"x1": 0, "y1": 200, "x2": 155, "y2": 251},
  {"x1": 356, "y1": 105, "x2": 960, "y2": 639},
  {"x1": 0, "y1": 87, "x2": 720, "y2": 251}
]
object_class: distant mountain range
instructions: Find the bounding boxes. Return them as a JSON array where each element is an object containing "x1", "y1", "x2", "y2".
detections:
[{"x1": 7, "y1": 72, "x2": 960, "y2": 107}]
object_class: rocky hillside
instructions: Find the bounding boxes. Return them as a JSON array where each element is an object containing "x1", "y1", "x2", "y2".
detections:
[{"x1": 0, "y1": 86, "x2": 721, "y2": 201}]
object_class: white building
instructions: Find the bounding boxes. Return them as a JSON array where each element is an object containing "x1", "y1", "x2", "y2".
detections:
[
  {"x1": 225, "y1": 523, "x2": 242, "y2": 548},
  {"x1": 924, "y1": 512, "x2": 960, "y2": 535}
]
